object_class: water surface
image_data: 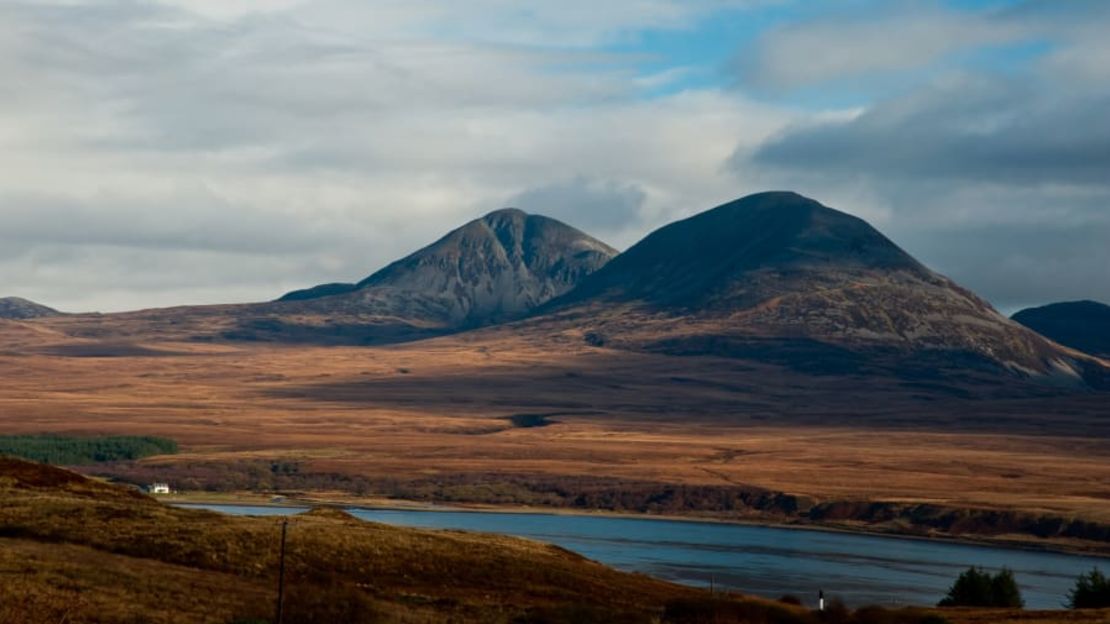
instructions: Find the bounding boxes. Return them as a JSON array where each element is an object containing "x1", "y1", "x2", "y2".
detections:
[{"x1": 181, "y1": 503, "x2": 1107, "y2": 608}]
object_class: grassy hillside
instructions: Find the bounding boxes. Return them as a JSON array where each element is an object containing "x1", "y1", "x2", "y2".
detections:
[
  {"x1": 0, "y1": 456, "x2": 695, "y2": 623},
  {"x1": 1, "y1": 457, "x2": 1107, "y2": 623}
]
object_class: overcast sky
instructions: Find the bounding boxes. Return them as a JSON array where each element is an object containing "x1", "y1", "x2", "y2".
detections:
[{"x1": 2, "y1": 0, "x2": 1107, "y2": 313}]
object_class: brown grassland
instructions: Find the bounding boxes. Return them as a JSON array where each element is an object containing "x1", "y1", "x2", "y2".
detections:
[
  {"x1": 2, "y1": 314, "x2": 1109, "y2": 552},
  {"x1": 2, "y1": 456, "x2": 1109, "y2": 623}
]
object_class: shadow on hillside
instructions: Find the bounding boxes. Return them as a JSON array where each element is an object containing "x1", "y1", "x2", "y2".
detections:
[
  {"x1": 261, "y1": 353, "x2": 1110, "y2": 436},
  {"x1": 215, "y1": 317, "x2": 448, "y2": 346}
]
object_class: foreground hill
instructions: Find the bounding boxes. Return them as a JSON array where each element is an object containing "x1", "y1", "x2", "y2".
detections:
[
  {"x1": 542, "y1": 191, "x2": 1108, "y2": 388},
  {"x1": 0, "y1": 296, "x2": 59, "y2": 319},
  {"x1": 1013, "y1": 301, "x2": 1110, "y2": 358},
  {"x1": 0, "y1": 456, "x2": 690, "y2": 623},
  {"x1": 280, "y1": 208, "x2": 618, "y2": 328},
  {"x1": 1, "y1": 456, "x2": 1005, "y2": 624}
]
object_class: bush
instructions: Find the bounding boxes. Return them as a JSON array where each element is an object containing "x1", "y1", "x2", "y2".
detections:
[
  {"x1": 663, "y1": 596, "x2": 817, "y2": 624},
  {"x1": 1067, "y1": 567, "x2": 1110, "y2": 609},
  {"x1": 281, "y1": 583, "x2": 384, "y2": 624},
  {"x1": 850, "y1": 607, "x2": 951, "y2": 624},
  {"x1": 818, "y1": 598, "x2": 850, "y2": 623},
  {"x1": 989, "y1": 569, "x2": 1023, "y2": 608},
  {"x1": 937, "y1": 567, "x2": 1023, "y2": 608},
  {"x1": 514, "y1": 605, "x2": 652, "y2": 624},
  {"x1": 779, "y1": 595, "x2": 804, "y2": 606}
]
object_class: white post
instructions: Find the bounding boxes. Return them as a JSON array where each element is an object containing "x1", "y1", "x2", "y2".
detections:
[{"x1": 819, "y1": 589, "x2": 825, "y2": 612}]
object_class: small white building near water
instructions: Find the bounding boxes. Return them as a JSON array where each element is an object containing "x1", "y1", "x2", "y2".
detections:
[{"x1": 147, "y1": 483, "x2": 171, "y2": 495}]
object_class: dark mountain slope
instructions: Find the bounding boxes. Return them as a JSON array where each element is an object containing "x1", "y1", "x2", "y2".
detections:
[
  {"x1": 1013, "y1": 300, "x2": 1110, "y2": 358},
  {"x1": 279, "y1": 208, "x2": 617, "y2": 328},
  {"x1": 559, "y1": 191, "x2": 928, "y2": 310},
  {"x1": 543, "y1": 192, "x2": 1107, "y2": 388},
  {"x1": 279, "y1": 282, "x2": 358, "y2": 301},
  {"x1": 0, "y1": 296, "x2": 60, "y2": 319}
]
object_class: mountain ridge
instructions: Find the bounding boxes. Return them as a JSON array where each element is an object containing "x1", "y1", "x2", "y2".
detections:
[
  {"x1": 1013, "y1": 300, "x2": 1110, "y2": 358},
  {"x1": 14, "y1": 191, "x2": 1109, "y2": 390}
]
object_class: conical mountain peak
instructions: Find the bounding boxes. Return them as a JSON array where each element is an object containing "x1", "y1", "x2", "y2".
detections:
[
  {"x1": 557, "y1": 191, "x2": 926, "y2": 310},
  {"x1": 279, "y1": 209, "x2": 617, "y2": 327}
]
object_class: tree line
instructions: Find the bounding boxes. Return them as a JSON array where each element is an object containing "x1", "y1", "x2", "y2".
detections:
[
  {"x1": 939, "y1": 566, "x2": 1110, "y2": 609},
  {"x1": 0, "y1": 434, "x2": 178, "y2": 465}
]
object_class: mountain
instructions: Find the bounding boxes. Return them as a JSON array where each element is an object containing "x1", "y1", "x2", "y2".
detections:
[
  {"x1": 543, "y1": 191, "x2": 1107, "y2": 387},
  {"x1": 279, "y1": 208, "x2": 617, "y2": 328},
  {"x1": 0, "y1": 296, "x2": 60, "y2": 319},
  {"x1": 1013, "y1": 300, "x2": 1110, "y2": 358}
]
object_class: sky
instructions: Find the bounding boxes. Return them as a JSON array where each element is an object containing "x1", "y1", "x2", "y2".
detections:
[{"x1": 1, "y1": 0, "x2": 1108, "y2": 314}]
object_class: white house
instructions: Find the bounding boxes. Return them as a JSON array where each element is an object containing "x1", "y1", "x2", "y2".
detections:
[{"x1": 147, "y1": 483, "x2": 170, "y2": 495}]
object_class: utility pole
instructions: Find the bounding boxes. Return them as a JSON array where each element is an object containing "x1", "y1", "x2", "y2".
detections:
[{"x1": 275, "y1": 518, "x2": 289, "y2": 624}]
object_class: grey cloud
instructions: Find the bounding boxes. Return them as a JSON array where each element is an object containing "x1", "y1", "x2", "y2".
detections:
[
  {"x1": 0, "y1": 245, "x2": 339, "y2": 313},
  {"x1": 899, "y1": 218, "x2": 1110, "y2": 314},
  {"x1": 752, "y1": 75, "x2": 1110, "y2": 187},
  {"x1": 738, "y1": 3, "x2": 1029, "y2": 91},
  {"x1": 738, "y1": 0, "x2": 1110, "y2": 93},
  {"x1": 0, "y1": 190, "x2": 346, "y2": 254},
  {"x1": 0, "y1": 1, "x2": 640, "y2": 157},
  {"x1": 739, "y1": 74, "x2": 1110, "y2": 309},
  {"x1": 506, "y1": 176, "x2": 647, "y2": 236},
  {"x1": 730, "y1": 0, "x2": 1110, "y2": 310}
]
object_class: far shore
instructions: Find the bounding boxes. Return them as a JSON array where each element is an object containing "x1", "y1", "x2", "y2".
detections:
[{"x1": 162, "y1": 490, "x2": 1110, "y2": 560}]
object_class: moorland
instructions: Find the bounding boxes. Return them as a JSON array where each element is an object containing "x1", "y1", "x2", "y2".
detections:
[{"x1": 4, "y1": 456, "x2": 1109, "y2": 624}]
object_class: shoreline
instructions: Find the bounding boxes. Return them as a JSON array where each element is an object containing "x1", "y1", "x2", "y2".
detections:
[{"x1": 165, "y1": 492, "x2": 1110, "y2": 560}]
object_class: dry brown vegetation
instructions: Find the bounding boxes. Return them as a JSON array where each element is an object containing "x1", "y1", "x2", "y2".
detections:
[
  {"x1": 1, "y1": 314, "x2": 1109, "y2": 555},
  {"x1": 3, "y1": 457, "x2": 1107, "y2": 623},
  {"x1": 0, "y1": 456, "x2": 697, "y2": 622}
]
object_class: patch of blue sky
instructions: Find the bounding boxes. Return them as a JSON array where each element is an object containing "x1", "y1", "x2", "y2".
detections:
[
  {"x1": 600, "y1": 0, "x2": 1054, "y2": 107},
  {"x1": 530, "y1": 0, "x2": 1057, "y2": 110},
  {"x1": 600, "y1": 4, "x2": 795, "y2": 97}
]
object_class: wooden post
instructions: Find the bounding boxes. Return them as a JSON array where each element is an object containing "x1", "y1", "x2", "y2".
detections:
[{"x1": 275, "y1": 518, "x2": 288, "y2": 624}]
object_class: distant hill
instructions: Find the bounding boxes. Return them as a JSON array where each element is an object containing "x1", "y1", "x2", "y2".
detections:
[
  {"x1": 0, "y1": 296, "x2": 60, "y2": 319},
  {"x1": 278, "y1": 281, "x2": 358, "y2": 301},
  {"x1": 279, "y1": 208, "x2": 617, "y2": 328},
  {"x1": 544, "y1": 191, "x2": 1107, "y2": 387},
  {"x1": 1013, "y1": 300, "x2": 1110, "y2": 358}
]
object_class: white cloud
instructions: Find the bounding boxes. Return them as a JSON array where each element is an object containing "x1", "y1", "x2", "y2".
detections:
[
  {"x1": 0, "y1": 0, "x2": 792, "y2": 312},
  {"x1": 740, "y1": 3, "x2": 1029, "y2": 90},
  {"x1": 5, "y1": 0, "x2": 1106, "y2": 315}
]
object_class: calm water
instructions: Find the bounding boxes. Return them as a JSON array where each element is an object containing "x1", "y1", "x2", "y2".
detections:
[{"x1": 180, "y1": 503, "x2": 1107, "y2": 609}]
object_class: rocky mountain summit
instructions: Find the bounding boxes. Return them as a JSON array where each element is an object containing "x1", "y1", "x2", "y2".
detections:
[{"x1": 280, "y1": 208, "x2": 617, "y2": 328}]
